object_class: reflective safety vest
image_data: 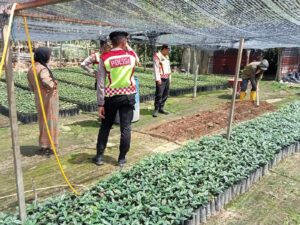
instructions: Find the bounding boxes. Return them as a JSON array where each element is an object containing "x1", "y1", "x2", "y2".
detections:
[
  {"x1": 154, "y1": 51, "x2": 171, "y2": 79},
  {"x1": 101, "y1": 50, "x2": 136, "y2": 97}
]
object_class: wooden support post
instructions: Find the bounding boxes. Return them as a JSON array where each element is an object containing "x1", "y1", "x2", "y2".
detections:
[
  {"x1": 59, "y1": 42, "x2": 63, "y2": 68},
  {"x1": 143, "y1": 43, "x2": 147, "y2": 71},
  {"x1": 193, "y1": 64, "x2": 199, "y2": 98},
  {"x1": 85, "y1": 42, "x2": 89, "y2": 58},
  {"x1": 31, "y1": 178, "x2": 37, "y2": 207},
  {"x1": 275, "y1": 48, "x2": 282, "y2": 81},
  {"x1": 150, "y1": 40, "x2": 156, "y2": 57},
  {"x1": 246, "y1": 49, "x2": 251, "y2": 65},
  {"x1": 187, "y1": 47, "x2": 191, "y2": 77},
  {"x1": 15, "y1": 0, "x2": 74, "y2": 11},
  {"x1": 256, "y1": 82, "x2": 260, "y2": 106},
  {"x1": 193, "y1": 47, "x2": 197, "y2": 73},
  {"x1": 2, "y1": 25, "x2": 26, "y2": 222},
  {"x1": 15, "y1": 11, "x2": 117, "y2": 27},
  {"x1": 17, "y1": 41, "x2": 21, "y2": 78},
  {"x1": 207, "y1": 55, "x2": 211, "y2": 75},
  {"x1": 226, "y1": 38, "x2": 244, "y2": 141},
  {"x1": 192, "y1": 48, "x2": 198, "y2": 98},
  {"x1": 148, "y1": 35, "x2": 158, "y2": 76}
]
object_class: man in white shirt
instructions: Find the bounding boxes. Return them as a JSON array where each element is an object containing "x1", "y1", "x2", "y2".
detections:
[
  {"x1": 153, "y1": 45, "x2": 171, "y2": 117},
  {"x1": 81, "y1": 41, "x2": 112, "y2": 89}
]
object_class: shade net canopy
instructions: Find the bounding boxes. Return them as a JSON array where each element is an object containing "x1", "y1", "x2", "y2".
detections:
[{"x1": 1, "y1": 0, "x2": 300, "y2": 49}]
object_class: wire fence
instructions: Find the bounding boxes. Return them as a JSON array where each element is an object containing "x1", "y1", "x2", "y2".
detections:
[{"x1": 1, "y1": 0, "x2": 299, "y2": 49}]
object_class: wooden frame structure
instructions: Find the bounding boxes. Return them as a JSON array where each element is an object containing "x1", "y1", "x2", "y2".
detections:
[
  {"x1": 2, "y1": 23, "x2": 26, "y2": 222},
  {"x1": 2, "y1": 0, "x2": 78, "y2": 222},
  {"x1": 1, "y1": 0, "x2": 246, "y2": 222},
  {"x1": 226, "y1": 38, "x2": 245, "y2": 140},
  {"x1": 6, "y1": 0, "x2": 117, "y2": 27}
]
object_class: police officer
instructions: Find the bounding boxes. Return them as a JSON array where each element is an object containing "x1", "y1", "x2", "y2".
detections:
[
  {"x1": 81, "y1": 41, "x2": 112, "y2": 89},
  {"x1": 93, "y1": 31, "x2": 138, "y2": 166},
  {"x1": 153, "y1": 45, "x2": 172, "y2": 117},
  {"x1": 240, "y1": 59, "x2": 269, "y2": 101}
]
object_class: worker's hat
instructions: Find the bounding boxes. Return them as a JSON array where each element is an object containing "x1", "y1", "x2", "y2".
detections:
[{"x1": 259, "y1": 59, "x2": 269, "y2": 71}]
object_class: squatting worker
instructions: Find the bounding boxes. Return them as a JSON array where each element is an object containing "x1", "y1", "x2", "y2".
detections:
[
  {"x1": 80, "y1": 40, "x2": 112, "y2": 89},
  {"x1": 240, "y1": 59, "x2": 269, "y2": 102},
  {"x1": 93, "y1": 31, "x2": 139, "y2": 166},
  {"x1": 27, "y1": 47, "x2": 59, "y2": 157},
  {"x1": 153, "y1": 45, "x2": 172, "y2": 117}
]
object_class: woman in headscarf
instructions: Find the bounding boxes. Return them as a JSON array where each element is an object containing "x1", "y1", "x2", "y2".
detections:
[{"x1": 27, "y1": 47, "x2": 59, "y2": 157}]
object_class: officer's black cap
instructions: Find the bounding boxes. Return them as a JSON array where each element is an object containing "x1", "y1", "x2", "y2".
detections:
[
  {"x1": 161, "y1": 45, "x2": 169, "y2": 50},
  {"x1": 109, "y1": 31, "x2": 129, "y2": 40}
]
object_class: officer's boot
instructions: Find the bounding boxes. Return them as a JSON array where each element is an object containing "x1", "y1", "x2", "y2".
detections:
[{"x1": 152, "y1": 108, "x2": 159, "y2": 117}]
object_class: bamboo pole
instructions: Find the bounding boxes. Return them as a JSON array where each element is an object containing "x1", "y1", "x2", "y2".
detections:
[
  {"x1": 149, "y1": 35, "x2": 158, "y2": 75},
  {"x1": 187, "y1": 47, "x2": 191, "y2": 77},
  {"x1": 14, "y1": 12, "x2": 117, "y2": 27},
  {"x1": 15, "y1": 0, "x2": 73, "y2": 11},
  {"x1": 256, "y1": 82, "x2": 260, "y2": 106},
  {"x1": 246, "y1": 49, "x2": 251, "y2": 65},
  {"x1": 17, "y1": 41, "x2": 21, "y2": 78},
  {"x1": 206, "y1": 52, "x2": 211, "y2": 75},
  {"x1": 86, "y1": 42, "x2": 89, "y2": 57},
  {"x1": 59, "y1": 42, "x2": 63, "y2": 68},
  {"x1": 193, "y1": 64, "x2": 199, "y2": 98},
  {"x1": 192, "y1": 48, "x2": 198, "y2": 98},
  {"x1": 193, "y1": 47, "x2": 197, "y2": 73},
  {"x1": 0, "y1": 184, "x2": 86, "y2": 201},
  {"x1": 275, "y1": 48, "x2": 282, "y2": 81},
  {"x1": 31, "y1": 178, "x2": 37, "y2": 207},
  {"x1": 2, "y1": 25, "x2": 26, "y2": 222},
  {"x1": 144, "y1": 43, "x2": 147, "y2": 71},
  {"x1": 226, "y1": 38, "x2": 245, "y2": 141}
]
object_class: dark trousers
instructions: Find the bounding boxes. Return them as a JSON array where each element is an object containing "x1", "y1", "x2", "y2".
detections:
[
  {"x1": 154, "y1": 78, "x2": 170, "y2": 110},
  {"x1": 241, "y1": 77, "x2": 257, "y2": 92},
  {"x1": 96, "y1": 94, "x2": 135, "y2": 161}
]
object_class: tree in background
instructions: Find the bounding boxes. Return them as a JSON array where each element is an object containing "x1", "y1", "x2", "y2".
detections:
[
  {"x1": 131, "y1": 43, "x2": 184, "y2": 67},
  {"x1": 262, "y1": 48, "x2": 278, "y2": 79}
]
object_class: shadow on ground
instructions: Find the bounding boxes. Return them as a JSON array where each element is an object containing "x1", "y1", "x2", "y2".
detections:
[
  {"x1": 70, "y1": 120, "x2": 100, "y2": 128},
  {"x1": 20, "y1": 145, "x2": 44, "y2": 157},
  {"x1": 217, "y1": 94, "x2": 232, "y2": 100},
  {"x1": 140, "y1": 108, "x2": 153, "y2": 116},
  {"x1": 68, "y1": 153, "x2": 117, "y2": 166}
]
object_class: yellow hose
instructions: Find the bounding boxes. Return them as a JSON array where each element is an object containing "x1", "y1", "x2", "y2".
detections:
[
  {"x1": 23, "y1": 17, "x2": 79, "y2": 195},
  {"x1": 0, "y1": 3, "x2": 17, "y2": 78}
]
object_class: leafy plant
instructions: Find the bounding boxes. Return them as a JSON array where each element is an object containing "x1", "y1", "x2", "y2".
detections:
[
  {"x1": 8, "y1": 67, "x2": 227, "y2": 112},
  {"x1": 2, "y1": 102, "x2": 300, "y2": 225},
  {"x1": 53, "y1": 67, "x2": 228, "y2": 91},
  {"x1": 0, "y1": 82, "x2": 77, "y2": 114},
  {"x1": 10, "y1": 73, "x2": 97, "y2": 106}
]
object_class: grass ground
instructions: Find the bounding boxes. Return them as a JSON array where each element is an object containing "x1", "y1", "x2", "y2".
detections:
[
  {"x1": 0, "y1": 80, "x2": 299, "y2": 224},
  {"x1": 206, "y1": 153, "x2": 300, "y2": 225},
  {"x1": 0, "y1": 88, "x2": 226, "y2": 211}
]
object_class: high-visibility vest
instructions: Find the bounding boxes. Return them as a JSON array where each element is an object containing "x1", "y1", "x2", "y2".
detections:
[
  {"x1": 101, "y1": 50, "x2": 136, "y2": 97},
  {"x1": 154, "y1": 51, "x2": 171, "y2": 79}
]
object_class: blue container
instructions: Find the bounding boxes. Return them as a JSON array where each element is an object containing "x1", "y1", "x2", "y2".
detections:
[
  {"x1": 115, "y1": 76, "x2": 140, "y2": 123},
  {"x1": 132, "y1": 76, "x2": 140, "y2": 122}
]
